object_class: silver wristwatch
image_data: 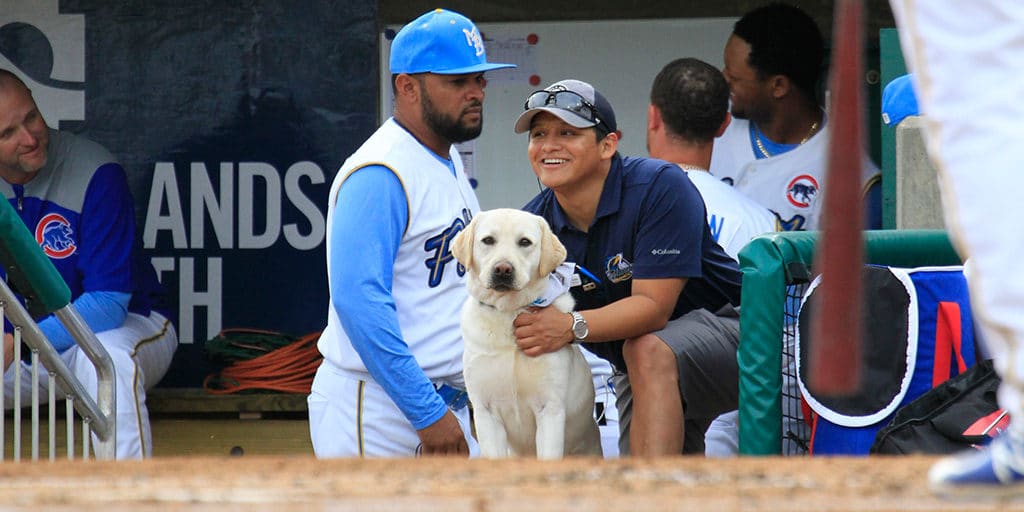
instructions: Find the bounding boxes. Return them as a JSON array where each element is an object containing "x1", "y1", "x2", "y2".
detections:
[{"x1": 570, "y1": 311, "x2": 589, "y2": 342}]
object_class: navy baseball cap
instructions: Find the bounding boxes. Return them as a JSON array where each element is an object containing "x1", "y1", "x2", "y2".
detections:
[
  {"x1": 881, "y1": 74, "x2": 920, "y2": 126},
  {"x1": 389, "y1": 9, "x2": 515, "y2": 75},
  {"x1": 514, "y1": 79, "x2": 618, "y2": 135}
]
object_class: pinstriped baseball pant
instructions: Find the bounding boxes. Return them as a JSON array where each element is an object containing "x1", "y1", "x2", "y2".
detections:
[
  {"x1": 3, "y1": 311, "x2": 177, "y2": 459},
  {"x1": 308, "y1": 362, "x2": 479, "y2": 458}
]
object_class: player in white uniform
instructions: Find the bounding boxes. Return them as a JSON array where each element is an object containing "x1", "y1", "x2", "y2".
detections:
[
  {"x1": 711, "y1": 3, "x2": 881, "y2": 231},
  {"x1": 683, "y1": 170, "x2": 776, "y2": 260},
  {"x1": 647, "y1": 57, "x2": 778, "y2": 457},
  {"x1": 308, "y1": 9, "x2": 513, "y2": 458},
  {"x1": 886, "y1": 0, "x2": 1024, "y2": 495}
]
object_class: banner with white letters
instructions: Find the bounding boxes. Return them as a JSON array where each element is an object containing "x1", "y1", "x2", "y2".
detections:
[{"x1": 1, "y1": 0, "x2": 377, "y2": 385}]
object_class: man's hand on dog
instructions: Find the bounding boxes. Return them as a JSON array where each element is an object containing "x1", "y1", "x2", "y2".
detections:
[
  {"x1": 513, "y1": 307, "x2": 574, "y2": 357},
  {"x1": 417, "y1": 410, "x2": 470, "y2": 456}
]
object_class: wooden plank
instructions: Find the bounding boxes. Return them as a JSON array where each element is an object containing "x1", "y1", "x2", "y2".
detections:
[
  {"x1": 146, "y1": 388, "x2": 308, "y2": 415},
  {"x1": 4, "y1": 411, "x2": 313, "y2": 460},
  {"x1": 149, "y1": 419, "x2": 312, "y2": 457}
]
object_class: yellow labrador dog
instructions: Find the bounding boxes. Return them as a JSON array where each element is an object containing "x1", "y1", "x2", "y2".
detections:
[{"x1": 451, "y1": 208, "x2": 602, "y2": 459}]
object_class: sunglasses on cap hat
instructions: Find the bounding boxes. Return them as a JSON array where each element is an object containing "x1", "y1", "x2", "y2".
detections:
[{"x1": 523, "y1": 90, "x2": 611, "y2": 134}]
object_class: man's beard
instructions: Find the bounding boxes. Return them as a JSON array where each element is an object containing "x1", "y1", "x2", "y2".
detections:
[
  {"x1": 421, "y1": 90, "x2": 482, "y2": 143},
  {"x1": 730, "y1": 99, "x2": 770, "y2": 125},
  {"x1": 729, "y1": 104, "x2": 749, "y2": 120}
]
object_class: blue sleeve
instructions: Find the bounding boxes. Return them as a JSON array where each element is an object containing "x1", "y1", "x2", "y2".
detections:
[
  {"x1": 330, "y1": 165, "x2": 448, "y2": 430},
  {"x1": 37, "y1": 291, "x2": 130, "y2": 352},
  {"x1": 864, "y1": 179, "x2": 882, "y2": 230}
]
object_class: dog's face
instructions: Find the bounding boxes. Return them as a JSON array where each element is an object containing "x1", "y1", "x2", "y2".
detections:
[{"x1": 452, "y1": 208, "x2": 566, "y2": 295}]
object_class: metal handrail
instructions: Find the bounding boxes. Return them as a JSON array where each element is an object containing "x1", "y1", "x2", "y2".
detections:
[{"x1": 0, "y1": 278, "x2": 116, "y2": 460}]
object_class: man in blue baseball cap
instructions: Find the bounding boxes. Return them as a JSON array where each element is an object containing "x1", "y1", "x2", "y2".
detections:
[{"x1": 309, "y1": 8, "x2": 513, "y2": 458}]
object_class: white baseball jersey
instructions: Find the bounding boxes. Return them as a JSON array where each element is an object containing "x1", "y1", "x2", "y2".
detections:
[
  {"x1": 684, "y1": 169, "x2": 778, "y2": 260},
  {"x1": 685, "y1": 168, "x2": 777, "y2": 458},
  {"x1": 710, "y1": 118, "x2": 880, "y2": 231},
  {"x1": 319, "y1": 118, "x2": 480, "y2": 384},
  {"x1": 890, "y1": 0, "x2": 1024, "y2": 436}
]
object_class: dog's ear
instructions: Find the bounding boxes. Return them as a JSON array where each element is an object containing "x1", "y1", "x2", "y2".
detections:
[
  {"x1": 451, "y1": 216, "x2": 475, "y2": 270},
  {"x1": 537, "y1": 216, "x2": 567, "y2": 278}
]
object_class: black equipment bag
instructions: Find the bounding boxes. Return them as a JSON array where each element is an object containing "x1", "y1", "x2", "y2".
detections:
[{"x1": 871, "y1": 359, "x2": 1004, "y2": 455}]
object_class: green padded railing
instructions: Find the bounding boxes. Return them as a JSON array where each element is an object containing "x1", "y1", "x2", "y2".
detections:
[
  {"x1": 0, "y1": 197, "x2": 71, "y2": 316},
  {"x1": 736, "y1": 229, "x2": 962, "y2": 455}
]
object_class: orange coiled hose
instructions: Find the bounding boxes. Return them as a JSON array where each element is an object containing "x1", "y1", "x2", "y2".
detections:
[{"x1": 203, "y1": 329, "x2": 323, "y2": 395}]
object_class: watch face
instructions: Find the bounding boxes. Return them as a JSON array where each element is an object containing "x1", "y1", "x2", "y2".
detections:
[{"x1": 572, "y1": 313, "x2": 588, "y2": 339}]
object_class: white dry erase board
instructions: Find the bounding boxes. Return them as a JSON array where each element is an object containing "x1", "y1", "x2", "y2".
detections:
[{"x1": 380, "y1": 17, "x2": 738, "y2": 210}]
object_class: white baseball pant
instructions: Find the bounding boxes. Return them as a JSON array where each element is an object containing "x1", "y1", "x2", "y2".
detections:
[
  {"x1": 4, "y1": 311, "x2": 177, "y2": 459},
  {"x1": 308, "y1": 362, "x2": 478, "y2": 458},
  {"x1": 890, "y1": 0, "x2": 1024, "y2": 436}
]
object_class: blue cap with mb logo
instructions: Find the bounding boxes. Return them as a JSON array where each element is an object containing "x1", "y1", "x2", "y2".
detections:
[{"x1": 389, "y1": 9, "x2": 516, "y2": 75}]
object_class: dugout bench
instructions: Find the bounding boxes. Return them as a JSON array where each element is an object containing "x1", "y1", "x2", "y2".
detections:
[
  {"x1": 145, "y1": 388, "x2": 312, "y2": 456},
  {"x1": 144, "y1": 329, "x2": 320, "y2": 456}
]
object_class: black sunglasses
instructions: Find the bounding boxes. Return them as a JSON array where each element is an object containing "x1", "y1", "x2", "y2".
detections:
[{"x1": 524, "y1": 90, "x2": 610, "y2": 134}]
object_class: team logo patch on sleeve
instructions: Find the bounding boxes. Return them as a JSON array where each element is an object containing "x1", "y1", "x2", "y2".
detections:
[
  {"x1": 786, "y1": 174, "x2": 819, "y2": 208},
  {"x1": 35, "y1": 213, "x2": 76, "y2": 258}
]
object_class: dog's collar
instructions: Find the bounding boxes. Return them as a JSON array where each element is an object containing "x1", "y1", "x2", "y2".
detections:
[{"x1": 476, "y1": 298, "x2": 542, "y2": 310}]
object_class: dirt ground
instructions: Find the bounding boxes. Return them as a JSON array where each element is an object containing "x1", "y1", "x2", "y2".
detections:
[{"x1": 0, "y1": 455, "x2": 1021, "y2": 511}]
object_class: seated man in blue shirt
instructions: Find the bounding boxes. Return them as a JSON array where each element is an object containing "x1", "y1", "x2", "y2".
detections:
[
  {"x1": 514, "y1": 79, "x2": 742, "y2": 456},
  {"x1": 0, "y1": 69, "x2": 177, "y2": 459}
]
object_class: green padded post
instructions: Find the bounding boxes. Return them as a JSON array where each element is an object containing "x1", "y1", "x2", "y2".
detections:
[
  {"x1": 738, "y1": 231, "x2": 818, "y2": 455},
  {"x1": 737, "y1": 229, "x2": 962, "y2": 455},
  {"x1": 0, "y1": 196, "x2": 71, "y2": 317}
]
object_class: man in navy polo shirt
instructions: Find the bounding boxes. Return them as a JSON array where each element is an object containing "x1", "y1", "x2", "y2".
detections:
[{"x1": 514, "y1": 79, "x2": 742, "y2": 456}]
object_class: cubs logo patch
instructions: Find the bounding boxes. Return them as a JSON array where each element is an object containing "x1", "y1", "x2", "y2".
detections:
[
  {"x1": 786, "y1": 175, "x2": 819, "y2": 208},
  {"x1": 604, "y1": 253, "x2": 633, "y2": 283},
  {"x1": 35, "y1": 213, "x2": 76, "y2": 259}
]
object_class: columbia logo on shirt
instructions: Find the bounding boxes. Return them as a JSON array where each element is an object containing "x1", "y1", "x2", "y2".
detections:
[{"x1": 651, "y1": 248, "x2": 681, "y2": 255}]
